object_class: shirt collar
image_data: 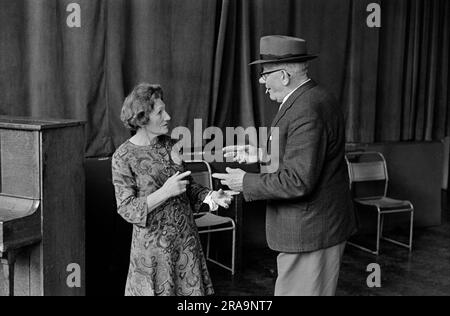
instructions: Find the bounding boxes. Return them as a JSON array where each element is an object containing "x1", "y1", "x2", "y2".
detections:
[{"x1": 279, "y1": 78, "x2": 312, "y2": 111}]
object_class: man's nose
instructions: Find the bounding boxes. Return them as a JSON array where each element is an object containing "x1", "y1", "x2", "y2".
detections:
[
  {"x1": 164, "y1": 112, "x2": 171, "y2": 121},
  {"x1": 259, "y1": 77, "x2": 265, "y2": 84}
]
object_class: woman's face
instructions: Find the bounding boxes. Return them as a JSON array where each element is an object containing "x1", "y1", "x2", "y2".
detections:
[{"x1": 145, "y1": 98, "x2": 171, "y2": 136}]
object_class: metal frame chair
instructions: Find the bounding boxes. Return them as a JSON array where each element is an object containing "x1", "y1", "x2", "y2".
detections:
[
  {"x1": 345, "y1": 151, "x2": 414, "y2": 255},
  {"x1": 185, "y1": 160, "x2": 236, "y2": 275}
]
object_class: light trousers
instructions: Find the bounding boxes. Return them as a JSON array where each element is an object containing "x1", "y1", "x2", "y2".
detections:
[{"x1": 275, "y1": 242, "x2": 346, "y2": 296}]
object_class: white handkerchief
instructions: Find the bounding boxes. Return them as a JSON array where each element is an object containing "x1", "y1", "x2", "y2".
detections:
[{"x1": 203, "y1": 191, "x2": 219, "y2": 211}]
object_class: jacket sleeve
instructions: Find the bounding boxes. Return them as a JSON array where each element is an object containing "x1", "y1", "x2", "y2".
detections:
[
  {"x1": 243, "y1": 110, "x2": 327, "y2": 201},
  {"x1": 111, "y1": 153, "x2": 149, "y2": 228}
]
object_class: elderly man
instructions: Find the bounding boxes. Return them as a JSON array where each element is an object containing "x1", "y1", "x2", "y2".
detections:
[{"x1": 213, "y1": 35, "x2": 356, "y2": 296}]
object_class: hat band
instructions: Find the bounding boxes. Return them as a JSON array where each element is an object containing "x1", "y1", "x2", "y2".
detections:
[{"x1": 260, "y1": 53, "x2": 310, "y2": 60}]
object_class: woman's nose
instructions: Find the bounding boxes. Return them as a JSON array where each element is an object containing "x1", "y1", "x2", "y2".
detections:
[
  {"x1": 259, "y1": 77, "x2": 265, "y2": 84},
  {"x1": 164, "y1": 112, "x2": 171, "y2": 121}
]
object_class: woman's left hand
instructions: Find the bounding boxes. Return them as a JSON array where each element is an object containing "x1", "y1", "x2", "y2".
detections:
[{"x1": 210, "y1": 189, "x2": 240, "y2": 209}]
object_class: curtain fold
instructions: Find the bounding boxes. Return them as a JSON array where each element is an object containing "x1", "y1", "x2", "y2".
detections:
[
  {"x1": 375, "y1": 0, "x2": 450, "y2": 142},
  {"x1": 105, "y1": 0, "x2": 220, "y2": 152},
  {"x1": 0, "y1": 0, "x2": 449, "y2": 157},
  {"x1": 0, "y1": 0, "x2": 109, "y2": 157},
  {"x1": 219, "y1": 0, "x2": 450, "y2": 143}
]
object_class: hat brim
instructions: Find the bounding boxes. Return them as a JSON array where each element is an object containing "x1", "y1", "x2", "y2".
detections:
[{"x1": 249, "y1": 55, "x2": 318, "y2": 66}]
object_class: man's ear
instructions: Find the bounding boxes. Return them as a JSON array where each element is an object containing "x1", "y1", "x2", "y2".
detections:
[{"x1": 281, "y1": 71, "x2": 290, "y2": 86}]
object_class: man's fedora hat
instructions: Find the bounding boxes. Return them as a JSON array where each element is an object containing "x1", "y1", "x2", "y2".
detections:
[{"x1": 249, "y1": 35, "x2": 317, "y2": 65}]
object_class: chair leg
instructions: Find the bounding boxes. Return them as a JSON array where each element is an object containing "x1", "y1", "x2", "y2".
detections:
[
  {"x1": 350, "y1": 208, "x2": 414, "y2": 255},
  {"x1": 347, "y1": 209, "x2": 382, "y2": 255},
  {"x1": 206, "y1": 232, "x2": 211, "y2": 260},
  {"x1": 380, "y1": 209, "x2": 414, "y2": 251},
  {"x1": 202, "y1": 227, "x2": 236, "y2": 275},
  {"x1": 348, "y1": 242, "x2": 379, "y2": 255},
  {"x1": 231, "y1": 228, "x2": 236, "y2": 276},
  {"x1": 408, "y1": 210, "x2": 414, "y2": 252},
  {"x1": 375, "y1": 211, "x2": 381, "y2": 255}
]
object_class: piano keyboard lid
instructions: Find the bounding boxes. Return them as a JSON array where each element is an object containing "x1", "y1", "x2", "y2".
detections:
[{"x1": 0, "y1": 194, "x2": 40, "y2": 223}]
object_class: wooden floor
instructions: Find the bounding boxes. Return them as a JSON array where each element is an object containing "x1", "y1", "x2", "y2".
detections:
[{"x1": 209, "y1": 204, "x2": 450, "y2": 296}]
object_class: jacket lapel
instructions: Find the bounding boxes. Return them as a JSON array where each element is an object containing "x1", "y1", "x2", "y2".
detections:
[
  {"x1": 271, "y1": 79, "x2": 317, "y2": 128},
  {"x1": 266, "y1": 80, "x2": 317, "y2": 148}
]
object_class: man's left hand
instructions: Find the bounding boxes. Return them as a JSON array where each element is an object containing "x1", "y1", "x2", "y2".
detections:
[{"x1": 212, "y1": 168, "x2": 246, "y2": 192}]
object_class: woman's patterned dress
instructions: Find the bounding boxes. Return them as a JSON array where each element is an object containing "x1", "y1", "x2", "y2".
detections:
[{"x1": 111, "y1": 135, "x2": 214, "y2": 296}]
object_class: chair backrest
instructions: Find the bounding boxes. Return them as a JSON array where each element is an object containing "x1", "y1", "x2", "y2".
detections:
[
  {"x1": 184, "y1": 160, "x2": 213, "y2": 190},
  {"x1": 345, "y1": 151, "x2": 388, "y2": 198}
]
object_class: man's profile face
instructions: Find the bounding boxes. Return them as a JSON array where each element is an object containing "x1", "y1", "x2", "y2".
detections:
[{"x1": 259, "y1": 65, "x2": 287, "y2": 103}]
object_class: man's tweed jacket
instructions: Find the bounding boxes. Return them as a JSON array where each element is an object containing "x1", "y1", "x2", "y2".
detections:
[{"x1": 243, "y1": 80, "x2": 356, "y2": 253}]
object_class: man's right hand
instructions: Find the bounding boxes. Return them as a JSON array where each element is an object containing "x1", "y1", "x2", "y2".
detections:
[
  {"x1": 223, "y1": 145, "x2": 261, "y2": 164},
  {"x1": 161, "y1": 171, "x2": 191, "y2": 198}
]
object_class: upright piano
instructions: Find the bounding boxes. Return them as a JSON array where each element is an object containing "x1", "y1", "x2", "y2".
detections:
[{"x1": 0, "y1": 116, "x2": 85, "y2": 296}]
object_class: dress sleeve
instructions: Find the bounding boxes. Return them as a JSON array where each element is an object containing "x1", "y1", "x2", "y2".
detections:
[
  {"x1": 186, "y1": 177, "x2": 211, "y2": 213},
  {"x1": 112, "y1": 151, "x2": 148, "y2": 228}
]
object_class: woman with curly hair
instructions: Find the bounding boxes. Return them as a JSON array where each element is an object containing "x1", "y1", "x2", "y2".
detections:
[{"x1": 112, "y1": 83, "x2": 235, "y2": 296}]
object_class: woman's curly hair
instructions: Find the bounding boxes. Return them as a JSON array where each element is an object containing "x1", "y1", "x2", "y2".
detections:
[{"x1": 120, "y1": 83, "x2": 164, "y2": 132}]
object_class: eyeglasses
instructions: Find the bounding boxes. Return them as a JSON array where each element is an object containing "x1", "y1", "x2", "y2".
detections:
[{"x1": 259, "y1": 69, "x2": 289, "y2": 81}]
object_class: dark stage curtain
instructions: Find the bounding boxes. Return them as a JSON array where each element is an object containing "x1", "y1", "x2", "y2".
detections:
[
  {"x1": 0, "y1": 0, "x2": 221, "y2": 156},
  {"x1": 0, "y1": 0, "x2": 449, "y2": 156},
  {"x1": 0, "y1": 0, "x2": 109, "y2": 156}
]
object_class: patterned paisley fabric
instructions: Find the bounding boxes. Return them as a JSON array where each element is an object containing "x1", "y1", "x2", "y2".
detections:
[{"x1": 111, "y1": 135, "x2": 214, "y2": 296}]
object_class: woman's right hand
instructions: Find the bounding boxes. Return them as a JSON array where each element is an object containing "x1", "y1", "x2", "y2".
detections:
[{"x1": 161, "y1": 171, "x2": 191, "y2": 199}]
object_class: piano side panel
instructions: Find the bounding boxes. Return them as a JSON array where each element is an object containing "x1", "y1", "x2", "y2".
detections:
[{"x1": 40, "y1": 125, "x2": 85, "y2": 296}]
